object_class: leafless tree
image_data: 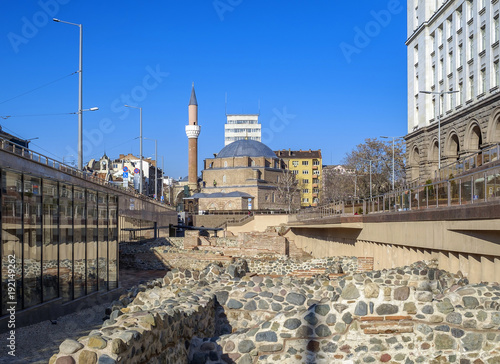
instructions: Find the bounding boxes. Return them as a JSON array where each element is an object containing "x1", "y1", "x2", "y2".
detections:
[
  {"x1": 322, "y1": 138, "x2": 406, "y2": 201},
  {"x1": 275, "y1": 169, "x2": 301, "y2": 212}
]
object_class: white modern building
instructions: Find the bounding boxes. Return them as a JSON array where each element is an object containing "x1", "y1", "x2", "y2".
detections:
[
  {"x1": 406, "y1": 0, "x2": 500, "y2": 181},
  {"x1": 224, "y1": 114, "x2": 261, "y2": 146}
]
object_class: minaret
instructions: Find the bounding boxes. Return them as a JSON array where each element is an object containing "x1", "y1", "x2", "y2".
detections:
[{"x1": 185, "y1": 83, "x2": 201, "y2": 192}]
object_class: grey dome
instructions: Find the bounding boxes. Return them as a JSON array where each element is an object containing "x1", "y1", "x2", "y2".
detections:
[{"x1": 217, "y1": 140, "x2": 276, "y2": 159}]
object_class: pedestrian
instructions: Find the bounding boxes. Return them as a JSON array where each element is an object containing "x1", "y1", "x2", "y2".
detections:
[{"x1": 403, "y1": 190, "x2": 410, "y2": 211}]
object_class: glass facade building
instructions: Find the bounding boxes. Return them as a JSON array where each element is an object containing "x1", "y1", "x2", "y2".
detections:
[{"x1": 1, "y1": 169, "x2": 118, "y2": 315}]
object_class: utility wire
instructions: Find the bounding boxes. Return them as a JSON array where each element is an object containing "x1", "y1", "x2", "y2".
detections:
[
  {"x1": 0, "y1": 112, "x2": 72, "y2": 118},
  {"x1": 0, "y1": 71, "x2": 77, "y2": 105},
  {"x1": 0, "y1": 125, "x2": 61, "y2": 159}
]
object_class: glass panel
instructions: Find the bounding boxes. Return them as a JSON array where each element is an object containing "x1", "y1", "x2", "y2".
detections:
[
  {"x1": 449, "y1": 179, "x2": 460, "y2": 205},
  {"x1": 426, "y1": 182, "x2": 437, "y2": 208},
  {"x1": 42, "y1": 180, "x2": 58, "y2": 302},
  {"x1": 73, "y1": 187, "x2": 86, "y2": 298},
  {"x1": 59, "y1": 184, "x2": 73, "y2": 302},
  {"x1": 437, "y1": 182, "x2": 448, "y2": 206},
  {"x1": 108, "y1": 195, "x2": 118, "y2": 290},
  {"x1": 87, "y1": 191, "x2": 98, "y2": 294},
  {"x1": 23, "y1": 176, "x2": 42, "y2": 308},
  {"x1": 97, "y1": 193, "x2": 108, "y2": 291},
  {"x1": 486, "y1": 170, "x2": 500, "y2": 200},
  {"x1": 472, "y1": 172, "x2": 485, "y2": 202},
  {"x1": 462, "y1": 178, "x2": 472, "y2": 204},
  {"x1": 1, "y1": 171, "x2": 23, "y2": 314}
]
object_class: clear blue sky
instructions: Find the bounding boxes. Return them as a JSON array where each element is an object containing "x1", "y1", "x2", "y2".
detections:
[{"x1": 1, "y1": 0, "x2": 408, "y2": 179}]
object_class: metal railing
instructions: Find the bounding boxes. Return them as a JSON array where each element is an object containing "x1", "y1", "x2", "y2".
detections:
[
  {"x1": 438, "y1": 143, "x2": 500, "y2": 180},
  {"x1": 297, "y1": 162, "x2": 500, "y2": 220},
  {"x1": 0, "y1": 136, "x2": 167, "y2": 207}
]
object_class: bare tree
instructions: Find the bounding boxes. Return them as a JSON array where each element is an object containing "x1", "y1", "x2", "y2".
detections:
[
  {"x1": 322, "y1": 138, "x2": 406, "y2": 201},
  {"x1": 275, "y1": 169, "x2": 301, "y2": 212},
  {"x1": 321, "y1": 167, "x2": 357, "y2": 203}
]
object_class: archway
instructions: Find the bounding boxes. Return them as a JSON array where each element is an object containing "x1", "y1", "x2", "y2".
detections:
[
  {"x1": 444, "y1": 132, "x2": 460, "y2": 162},
  {"x1": 428, "y1": 139, "x2": 439, "y2": 179},
  {"x1": 409, "y1": 146, "x2": 420, "y2": 181},
  {"x1": 465, "y1": 122, "x2": 482, "y2": 152},
  {"x1": 487, "y1": 108, "x2": 500, "y2": 144}
]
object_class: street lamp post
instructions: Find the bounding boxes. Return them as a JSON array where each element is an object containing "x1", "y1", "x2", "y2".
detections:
[
  {"x1": 144, "y1": 137, "x2": 158, "y2": 200},
  {"x1": 125, "y1": 105, "x2": 143, "y2": 194},
  {"x1": 53, "y1": 18, "x2": 84, "y2": 170},
  {"x1": 360, "y1": 158, "x2": 380, "y2": 199},
  {"x1": 419, "y1": 90, "x2": 459, "y2": 170},
  {"x1": 380, "y1": 136, "x2": 402, "y2": 191}
]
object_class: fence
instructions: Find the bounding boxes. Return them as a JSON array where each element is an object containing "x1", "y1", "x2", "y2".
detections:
[{"x1": 297, "y1": 162, "x2": 500, "y2": 220}]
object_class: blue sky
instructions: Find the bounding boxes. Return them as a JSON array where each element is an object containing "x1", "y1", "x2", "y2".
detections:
[{"x1": 1, "y1": 0, "x2": 408, "y2": 179}]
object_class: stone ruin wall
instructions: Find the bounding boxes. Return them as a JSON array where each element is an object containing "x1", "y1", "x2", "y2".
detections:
[{"x1": 50, "y1": 257, "x2": 500, "y2": 364}]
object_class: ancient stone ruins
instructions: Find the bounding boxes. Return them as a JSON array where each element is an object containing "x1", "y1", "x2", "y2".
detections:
[{"x1": 50, "y1": 232, "x2": 500, "y2": 364}]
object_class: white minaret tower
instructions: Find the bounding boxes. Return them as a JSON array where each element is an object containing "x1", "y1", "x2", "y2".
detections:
[{"x1": 185, "y1": 83, "x2": 201, "y2": 192}]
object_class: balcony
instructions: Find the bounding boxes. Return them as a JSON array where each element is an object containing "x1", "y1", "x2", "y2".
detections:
[
  {"x1": 312, "y1": 183, "x2": 318, "y2": 188},
  {"x1": 312, "y1": 193, "x2": 318, "y2": 198},
  {"x1": 313, "y1": 165, "x2": 319, "y2": 170}
]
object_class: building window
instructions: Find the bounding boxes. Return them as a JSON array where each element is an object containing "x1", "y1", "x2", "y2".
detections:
[
  {"x1": 432, "y1": 65, "x2": 436, "y2": 84},
  {"x1": 222, "y1": 175, "x2": 226, "y2": 183},
  {"x1": 458, "y1": 43, "x2": 463, "y2": 67},
  {"x1": 480, "y1": 27, "x2": 486, "y2": 52},
  {"x1": 448, "y1": 89, "x2": 454, "y2": 110},
  {"x1": 302, "y1": 161, "x2": 309, "y2": 166},
  {"x1": 439, "y1": 94, "x2": 444, "y2": 116},
  {"x1": 440, "y1": 59, "x2": 444, "y2": 80},
  {"x1": 432, "y1": 99, "x2": 436, "y2": 118},
  {"x1": 457, "y1": 7, "x2": 463, "y2": 29},
  {"x1": 302, "y1": 170, "x2": 309, "y2": 175},
  {"x1": 469, "y1": 75, "x2": 474, "y2": 100},
  {"x1": 303, "y1": 189, "x2": 309, "y2": 194},
  {"x1": 224, "y1": 161, "x2": 228, "y2": 168},
  {"x1": 448, "y1": 52, "x2": 453, "y2": 71},
  {"x1": 459, "y1": 82, "x2": 464, "y2": 105},
  {"x1": 303, "y1": 198, "x2": 309, "y2": 203},
  {"x1": 292, "y1": 170, "x2": 298, "y2": 175},
  {"x1": 302, "y1": 179, "x2": 309, "y2": 184},
  {"x1": 313, "y1": 170, "x2": 320, "y2": 176},
  {"x1": 495, "y1": 62, "x2": 499, "y2": 87},
  {"x1": 469, "y1": 35, "x2": 474, "y2": 61},
  {"x1": 313, "y1": 160, "x2": 320, "y2": 166},
  {"x1": 481, "y1": 69, "x2": 486, "y2": 94},
  {"x1": 467, "y1": 0, "x2": 473, "y2": 20},
  {"x1": 292, "y1": 161, "x2": 298, "y2": 167},
  {"x1": 495, "y1": 17, "x2": 499, "y2": 43}
]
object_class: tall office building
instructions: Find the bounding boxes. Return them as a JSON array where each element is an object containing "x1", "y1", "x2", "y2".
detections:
[
  {"x1": 406, "y1": 0, "x2": 500, "y2": 181},
  {"x1": 224, "y1": 114, "x2": 261, "y2": 146}
]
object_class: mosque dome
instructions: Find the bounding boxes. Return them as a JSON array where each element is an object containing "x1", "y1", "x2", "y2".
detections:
[{"x1": 216, "y1": 140, "x2": 276, "y2": 159}]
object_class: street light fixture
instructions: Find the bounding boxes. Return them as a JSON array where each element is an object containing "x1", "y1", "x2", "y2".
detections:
[
  {"x1": 144, "y1": 137, "x2": 158, "y2": 200},
  {"x1": 419, "y1": 90, "x2": 459, "y2": 170},
  {"x1": 360, "y1": 158, "x2": 380, "y2": 199},
  {"x1": 53, "y1": 18, "x2": 84, "y2": 170},
  {"x1": 380, "y1": 136, "x2": 403, "y2": 191},
  {"x1": 125, "y1": 105, "x2": 143, "y2": 194}
]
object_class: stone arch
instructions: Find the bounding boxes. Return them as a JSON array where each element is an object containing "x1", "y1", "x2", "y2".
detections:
[
  {"x1": 464, "y1": 120, "x2": 483, "y2": 152},
  {"x1": 428, "y1": 138, "x2": 439, "y2": 163},
  {"x1": 444, "y1": 131, "x2": 460, "y2": 160},
  {"x1": 409, "y1": 145, "x2": 421, "y2": 181},
  {"x1": 486, "y1": 107, "x2": 500, "y2": 144}
]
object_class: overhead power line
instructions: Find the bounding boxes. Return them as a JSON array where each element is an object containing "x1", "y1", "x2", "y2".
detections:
[{"x1": 0, "y1": 71, "x2": 78, "y2": 106}]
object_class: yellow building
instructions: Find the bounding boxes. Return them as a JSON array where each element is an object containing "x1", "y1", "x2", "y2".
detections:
[{"x1": 274, "y1": 149, "x2": 322, "y2": 207}]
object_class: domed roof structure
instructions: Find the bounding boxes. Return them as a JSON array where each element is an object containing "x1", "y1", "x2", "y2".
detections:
[{"x1": 216, "y1": 140, "x2": 276, "y2": 159}]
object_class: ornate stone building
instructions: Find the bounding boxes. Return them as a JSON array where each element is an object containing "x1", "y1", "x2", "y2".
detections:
[
  {"x1": 406, "y1": 0, "x2": 500, "y2": 181},
  {"x1": 188, "y1": 139, "x2": 296, "y2": 211}
]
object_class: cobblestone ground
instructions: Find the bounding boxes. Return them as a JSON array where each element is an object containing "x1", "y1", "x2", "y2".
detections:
[{"x1": 0, "y1": 269, "x2": 166, "y2": 364}]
